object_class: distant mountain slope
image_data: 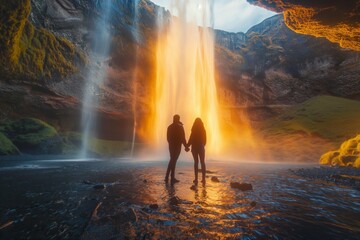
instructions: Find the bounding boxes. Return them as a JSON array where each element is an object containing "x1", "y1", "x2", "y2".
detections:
[{"x1": 215, "y1": 15, "x2": 360, "y2": 107}]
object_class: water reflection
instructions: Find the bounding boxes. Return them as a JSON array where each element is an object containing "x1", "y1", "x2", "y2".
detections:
[
  {"x1": 6, "y1": 159, "x2": 356, "y2": 239},
  {"x1": 111, "y1": 162, "x2": 360, "y2": 239}
]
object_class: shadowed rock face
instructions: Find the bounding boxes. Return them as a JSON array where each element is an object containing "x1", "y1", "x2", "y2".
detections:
[
  {"x1": 1, "y1": 0, "x2": 360, "y2": 138},
  {"x1": 0, "y1": 0, "x2": 159, "y2": 140},
  {"x1": 247, "y1": 0, "x2": 360, "y2": 51},
  {"x1": 215, "y1": 14, "x2": 360, "y2": 111}
]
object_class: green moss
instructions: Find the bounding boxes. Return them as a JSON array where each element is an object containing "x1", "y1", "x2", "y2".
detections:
[
  {"x1": 262, "y1": 96, "x2": 360, "y2": 143},
  {"x1": 0, "y1": 132, "x2": 20, "y2": 155},
  {"x1": 0, "y1": 0, "x2": 86, "y2": 79},
  {"x1": 320, "y1": 135, "x2": 360, "y2": 167},
  {"x1": 0, "y1": 0, "x2": 31, "y2": 66},
  {"x1": 3, "y1": 118, "x2": 57, "y2": 147},
  {"x1": 17, "y1": 23, "x2": 86, "y2": 79}
]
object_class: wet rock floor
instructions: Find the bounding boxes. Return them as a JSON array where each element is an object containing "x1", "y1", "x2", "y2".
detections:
[{"x1": 0, "y1": 159, "x2": 359, "y2": 239}]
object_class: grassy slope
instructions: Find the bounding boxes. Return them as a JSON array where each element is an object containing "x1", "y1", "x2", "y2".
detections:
[
  {"x1": 61, "y1": 132, "x2": 133, "y2": 157},
  {"x1": 261, "y1": 95, "x2": 360, "y2": 143},
  {"x1": 258, "y1": 95, "x2": 360, "y2": 162}
]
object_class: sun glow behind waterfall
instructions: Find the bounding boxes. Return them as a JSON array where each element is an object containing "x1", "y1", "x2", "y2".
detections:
[{"x1": 150, "y1": 0, "x2": 222, "y2": 154}]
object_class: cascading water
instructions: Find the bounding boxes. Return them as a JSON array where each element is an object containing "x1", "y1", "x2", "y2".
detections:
[
  {"x1": 130, "y1": 0, "x2": 141, "y2": 157},
  {"x1": 80, "y1": 0, "x2": 112, "y2": 158},
  {"x1": 151, "y1": 0, "x2": 222, "y2": 155}
]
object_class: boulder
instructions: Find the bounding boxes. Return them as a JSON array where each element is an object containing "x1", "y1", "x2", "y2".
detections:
[
  {"x1": 230, "y1": 182, "x2": 253, "y2": 191},
  {"x1": 1, "y1": 118, "x2": 62, "y2": 154},
  {"x1": 0, "y1": 132, "x2": 20, "y2": 155},
  {"x1": 320, "y1": 135, "x2": 360, "y2": 167},
  {"x1": 211, "y1": 176, "x2": 220, "y2": 182}
]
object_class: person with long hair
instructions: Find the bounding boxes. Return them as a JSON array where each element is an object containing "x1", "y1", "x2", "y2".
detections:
[{"x1": 187, "y1": 118, "x2": 207, "y2": 185}]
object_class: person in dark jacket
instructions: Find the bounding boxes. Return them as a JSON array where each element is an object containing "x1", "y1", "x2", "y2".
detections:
[
  {"x1": 165, "y1": 114, "x2": 187, "y2": 184},
  {"x1": 187, "y1": 118, "x2": 206, "y2": 185}
]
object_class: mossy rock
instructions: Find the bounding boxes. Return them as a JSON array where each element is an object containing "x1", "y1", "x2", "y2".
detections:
[
  {"x1": 0, "y1": 0, "x2": 86, "y2": 79},
  {"x1": 2, "y1": 118, "x2": 62, "y2": 154},
  {"x1": 320, "y1": 135, "x2": 360, "y2": 167},
  {"x1": 0, "y1": 132, "x2": 20, "y2": 155}
]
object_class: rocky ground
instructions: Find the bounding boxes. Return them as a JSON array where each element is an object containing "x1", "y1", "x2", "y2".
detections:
[
  {"x1": 292, "y1": 166, "x2": 360, "y2": 191},
  {"x1": 0, "y1": 159, "x2": 359, "y2": 239}
]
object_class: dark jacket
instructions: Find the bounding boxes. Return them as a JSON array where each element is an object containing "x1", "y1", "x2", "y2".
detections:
[
  {"x1": 167, "y1": 122, "x2": 186, "y2": 147},
  {"x1": 188, "y1": 127, "x2": 206, "y2": 151}
]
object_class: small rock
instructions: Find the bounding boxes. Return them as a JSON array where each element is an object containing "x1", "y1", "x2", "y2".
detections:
[
  {"x1": 93, "y1": 184, "x2": 106, "y2": 190},
  {"x1": 169, "y1": 196, "x2": 181, "y2": 205},
  {"x1": 149, "y1": 204, "x2": 159, "y2": 210},
  {"x1": 211, "y1": 176, "x2": 220, "y2": 182},
  {"x1": 111, "y1": 208, "x2": 137, "y2": 224},
  {"x1": 250, "y1": 201, "x2": 257, "y2": 207},
  {"x1": 125, "y1": 208, "x2": 138, "y2": 222},
  {"x1": 54, "y1": 200, "x2": 64, "y2": 204},
  {"x1": 82, "y1": 180, "x2": 92, "y2": 184},
  {"x1": 230, "y1": 182, "x2": 253, "y2": 191}
]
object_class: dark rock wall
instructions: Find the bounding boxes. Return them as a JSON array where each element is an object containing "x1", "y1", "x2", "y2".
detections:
[{"x1": 1, "y1": 0, "x2": 359, "y2": 140}]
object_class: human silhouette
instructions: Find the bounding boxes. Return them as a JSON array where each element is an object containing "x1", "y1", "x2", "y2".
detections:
[
  {"x1": 165, "y1": 114, "x2": 187, "y2": 184},
  {"x1": 187, "y1": 118, "x2": 206, "y2": 185}
]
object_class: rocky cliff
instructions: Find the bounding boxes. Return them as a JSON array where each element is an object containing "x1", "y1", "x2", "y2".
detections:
[
  {"x1": 0, "y1": 0, "x2": 359, "y2": 141},
  {"x1": 0, "y1": 0, "x2": 160, "y2": 140},
  {"x1": 215, "y1": 14, "x2": 360, "y2": 110},
  {"x1": 0, "y1": 0, "x2": 85, "y2": 80}
]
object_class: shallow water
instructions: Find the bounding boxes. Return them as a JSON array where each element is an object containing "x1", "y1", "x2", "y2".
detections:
[{"x1": 0, "y1": 159, "x2": 359, "y2": 239}]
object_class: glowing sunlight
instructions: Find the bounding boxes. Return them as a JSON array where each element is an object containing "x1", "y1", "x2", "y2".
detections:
[{"x1": 150, "y1": 0, "x2": 222, "y2": 154}]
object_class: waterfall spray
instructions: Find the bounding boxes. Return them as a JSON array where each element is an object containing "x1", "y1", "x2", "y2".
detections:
[
  {"x1": 151, "y1": 0, "x2": 222, "y2": 156},
  {"x1": 130, "y1": 0, "x2": 141, "y2": 158},
  {"x1": 80, "y1": 0, "x2": 112, "y2": 158}
]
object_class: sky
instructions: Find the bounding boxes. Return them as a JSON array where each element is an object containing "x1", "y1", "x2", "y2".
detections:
[{"x1": 150, "y1": 0, "x2": 276, "y2": 33}]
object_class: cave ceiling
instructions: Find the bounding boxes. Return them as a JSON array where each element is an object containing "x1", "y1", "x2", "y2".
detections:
[{"x1": 247, "y1": 0, "x2": 360, "y2": 51}]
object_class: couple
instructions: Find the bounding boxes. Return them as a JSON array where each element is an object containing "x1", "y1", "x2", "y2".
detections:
[{"x1": 165, "y1": 114, "x2": 206, "y2": 185}]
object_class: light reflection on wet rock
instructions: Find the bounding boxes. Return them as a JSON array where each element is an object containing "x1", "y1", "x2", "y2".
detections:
[{"x1": 1, "y1": 161, "x2": 360, "y2": 239}]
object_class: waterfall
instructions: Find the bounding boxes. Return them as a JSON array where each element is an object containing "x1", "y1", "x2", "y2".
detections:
[
  {"x1": 130, "y1": 0, "x2": 141, "y2": 158},
  {"x1": 80, "y1": 0, "x2": 112, "y2": 158},
  {"x1": 151, "y1": 0, "x2": 222, "y2": 155}
]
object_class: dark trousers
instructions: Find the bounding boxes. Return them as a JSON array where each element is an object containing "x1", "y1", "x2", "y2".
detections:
[
  {"x1": 192, "y1": 147, "x2": 205, "y2": 181},
  {"x1": 165, "y1": 144, "x2": 181, "y2": 181}
]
